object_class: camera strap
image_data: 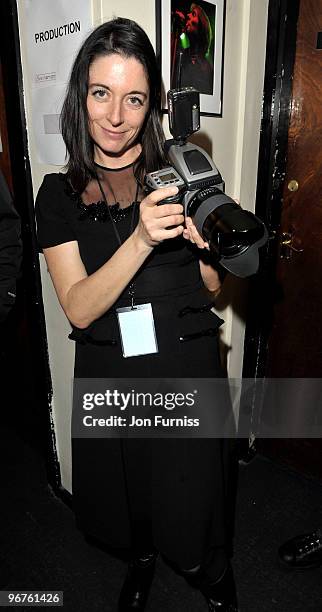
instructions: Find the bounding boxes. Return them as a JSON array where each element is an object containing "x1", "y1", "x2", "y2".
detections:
[
  {"x1": 96, "y1": 172, "x2": 139, "y2": 308},
  {"x1": 95, "y1": 172, "x2": 159, "y2": 358}
]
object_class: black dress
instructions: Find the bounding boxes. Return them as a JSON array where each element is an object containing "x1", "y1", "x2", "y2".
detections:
[{"x1": 35, "y1": 163, "x2": 235, "y2": 568}]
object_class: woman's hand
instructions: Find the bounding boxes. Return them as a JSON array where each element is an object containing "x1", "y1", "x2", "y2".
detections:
[
  {"x1": 134, "y1": 187, "x2": 185, "y2": 248},
  {"x1": 183, "y1": 216, "x2": 210, "y2": 249},
  {"x1": 183, "y1": 217, "x2": 222, "y2": 294},
  {"x1": 44, "y1": 187, "x2": 184, "y2": 329}
]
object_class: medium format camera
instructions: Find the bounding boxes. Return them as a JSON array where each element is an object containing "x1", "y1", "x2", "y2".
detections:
[{"x1": 145, "y1": 87, "x2": 268, "y2": 278}]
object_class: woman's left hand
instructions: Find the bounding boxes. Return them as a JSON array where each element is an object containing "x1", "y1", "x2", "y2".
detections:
[
  {"x1": 183, "y1": 216, "x2": 210, "y2": 250},
  {"x1": 183, "y1": 217, "x2": 222, "y2": 294}
]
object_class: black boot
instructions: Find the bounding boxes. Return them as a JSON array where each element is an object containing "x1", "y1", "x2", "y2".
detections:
[
  {"x1": 278, "y1": 529, "x2": 322, "y2": 568},
  {"x1": 184, "y1": 563, "x2": 238, "y2": 611},
  {"x1": 118, "y1": 552, "x2": 157, "y2": 611}
]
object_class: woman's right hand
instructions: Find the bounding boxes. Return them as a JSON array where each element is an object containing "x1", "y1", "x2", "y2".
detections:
[{"x1": 133, "y1": 186, "x2": 184, "y2": 249}]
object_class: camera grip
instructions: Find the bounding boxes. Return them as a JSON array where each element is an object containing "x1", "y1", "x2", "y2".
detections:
[{"x1": 156, "y1": 193, "x2": 182, "y2": 205}]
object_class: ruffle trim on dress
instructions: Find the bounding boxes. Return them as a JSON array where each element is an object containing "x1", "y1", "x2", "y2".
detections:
[
  {"x1": 178, "y1": 302, "x2": 220, "y2": 318},
  {"x1": 59, "y1": 172, "x2": 137, "y2": 223}
]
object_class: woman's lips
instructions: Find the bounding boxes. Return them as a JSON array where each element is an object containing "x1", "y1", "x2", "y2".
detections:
[{"x1": 100, "y1": 126, "x2": 125, "y2": 139}]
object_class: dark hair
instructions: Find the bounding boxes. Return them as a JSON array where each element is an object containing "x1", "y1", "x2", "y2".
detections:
[
  {"x1": 60, "y1": 17, "x2": 167, "y2": 192},
  {"x1": 189, "y1": 3, "x2": 213, "y2": 58}
]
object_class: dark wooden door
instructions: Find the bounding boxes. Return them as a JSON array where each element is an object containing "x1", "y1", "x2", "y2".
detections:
[
  {"x1": 0, "y1": 60, "x2": 13, "y2": 192},
  {"x1": 0, "y1": 1, "x2": 59, "y2": 487},
  {"x1": 260, "y1": 0, "x2": 322, "y2": 479}
]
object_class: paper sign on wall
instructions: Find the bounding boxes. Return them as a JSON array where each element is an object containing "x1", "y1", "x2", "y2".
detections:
[{"x1": 24, "y1": 0, "x2": 92, "y2": 165}]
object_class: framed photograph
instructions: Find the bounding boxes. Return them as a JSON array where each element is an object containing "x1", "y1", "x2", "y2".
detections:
[{"x1": 156, "y1": 0, "x2": 225, "y2": 115}]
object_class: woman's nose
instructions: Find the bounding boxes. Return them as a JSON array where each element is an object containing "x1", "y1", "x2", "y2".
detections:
[{"x1": 108, "y1": 100, "x2": 123, "y2": 126}]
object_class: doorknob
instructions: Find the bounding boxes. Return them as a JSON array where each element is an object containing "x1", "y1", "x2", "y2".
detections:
[
  {"x1": 280, "y1": 232, "x2": 304, "y2": 259},
  {"x1": 287, "y1": 180, "x2": 299, "y2": 192}
]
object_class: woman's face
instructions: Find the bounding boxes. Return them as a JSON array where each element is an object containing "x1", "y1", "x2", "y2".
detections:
[
  {"x1": 87, "y1": 53, "x2": 150, "y2": 166},
  {"x1": 186, "y1": 6, "x2": 200, "y2": 34}
]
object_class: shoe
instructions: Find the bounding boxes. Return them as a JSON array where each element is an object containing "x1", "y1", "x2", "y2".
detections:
[
  {"x1": 118, "y1": 553, "x2": 157, "y2": 611},
  {"x1": 185, "y1": 563, "x2": 239, "y2": 611},
  {"x1": 278, "y1": 529, "x2": 322, "y2": 569}
]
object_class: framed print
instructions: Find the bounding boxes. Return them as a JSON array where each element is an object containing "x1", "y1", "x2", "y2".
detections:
[{"x1": 156, "y1": 0, "x2": 225, "y2": 115}]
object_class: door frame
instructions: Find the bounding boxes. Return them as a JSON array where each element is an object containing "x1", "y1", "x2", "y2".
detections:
[
  {"x1": 0, "y1": 1, "x2": 62, "y2": 493},
  {"x1": 242, "y1": 0, "x2": 300, "y2": 379}
]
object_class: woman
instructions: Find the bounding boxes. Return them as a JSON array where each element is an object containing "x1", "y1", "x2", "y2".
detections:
[
  {"x1": 35, "y1": 17, "x2": 238, "y2": 612},
  {"x1": 171, "y1": 3, "x2": 214, "y2": 94}
]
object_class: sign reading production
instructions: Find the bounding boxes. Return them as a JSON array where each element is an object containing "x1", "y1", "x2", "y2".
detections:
[{"x1": 23, "y1": 0, "x2": 92, "y2": 164}]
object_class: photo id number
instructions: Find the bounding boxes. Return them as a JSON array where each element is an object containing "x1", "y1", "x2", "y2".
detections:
[{"x1": 0, "y1": 592, "x2": 63, "y2": 607}]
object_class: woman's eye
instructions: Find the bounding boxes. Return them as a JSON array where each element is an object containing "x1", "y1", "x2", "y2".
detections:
[
  {"x1": 92, "y1": 89, "x2": 107, "y2": 100},
  {"x1": 128, "y1": 96, "x2": 144, "y2": 107}
]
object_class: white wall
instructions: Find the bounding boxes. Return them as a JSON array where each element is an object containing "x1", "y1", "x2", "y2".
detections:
[{"x1": 16, "y1": 0, "x2": 268, "y2": 493}]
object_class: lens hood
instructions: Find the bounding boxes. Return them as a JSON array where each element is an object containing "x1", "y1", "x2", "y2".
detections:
[{"x1": 186, "y1": 187, "x2": 268, "y2": 278}]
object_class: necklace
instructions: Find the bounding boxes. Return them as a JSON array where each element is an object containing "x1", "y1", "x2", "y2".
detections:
[
  {"x1": 95, "y1": 171, "x2": 139, "y2": 246},
  {"x1": 95, "y1": 171, "x2": 139, "y2": 308},
  {"x1": 94, "y1": 159, "x2": 140, "y2": 210},
  {"x1": 94, "y1": 159, "x2": 138, "y2": 172},
  {"x1": 103, "y1": 172, "x2": 131, "y2": 211}
]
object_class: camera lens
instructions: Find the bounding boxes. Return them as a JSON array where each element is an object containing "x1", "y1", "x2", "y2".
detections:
[
  {"x1": 202, "y1": 205, "x2": 265, "y2": 258},
  {"x1": 185, "y1": 187, "x2": 267, "y2": 276}
]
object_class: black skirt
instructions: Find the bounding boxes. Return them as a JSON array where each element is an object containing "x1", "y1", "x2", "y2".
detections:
[{"x1": 71, "y1": 289, "x2": 236, "y2": 568}]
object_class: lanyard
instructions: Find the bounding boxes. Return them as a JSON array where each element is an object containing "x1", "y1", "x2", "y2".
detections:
[{"x1": 96, "y1": 172, "x2": 140, "y2": 308}]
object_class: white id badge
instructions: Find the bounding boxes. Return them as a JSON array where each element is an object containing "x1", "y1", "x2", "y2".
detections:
[{"x1": 116, "y1": 303, "x2": 159, "y2": 358}]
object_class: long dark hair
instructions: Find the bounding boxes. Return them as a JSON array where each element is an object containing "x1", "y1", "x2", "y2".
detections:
[
  {"x1": 60, "y1": 17, "x2": 167, "y2": 192},
  {"x1": 189, "y1": 3, "x2": 213, "y2": 59}
]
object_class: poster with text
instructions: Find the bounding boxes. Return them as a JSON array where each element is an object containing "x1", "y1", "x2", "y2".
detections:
[{"x1": 24, "y1": 0, "x2": 92, "y2": 164}]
